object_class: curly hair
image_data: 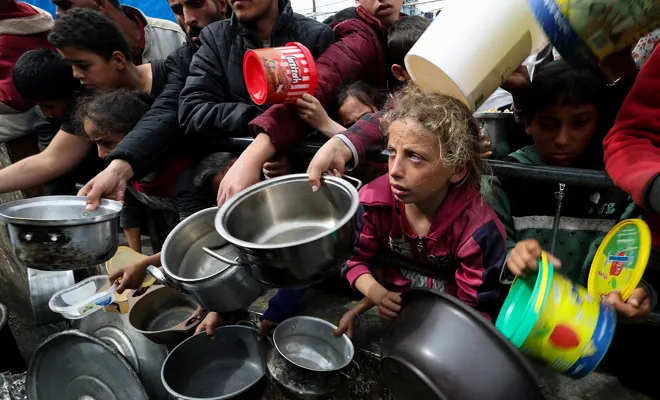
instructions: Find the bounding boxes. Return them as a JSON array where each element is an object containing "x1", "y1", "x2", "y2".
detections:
[
  {"x1": 76, "y1": 89, "x2": 151, "y2": 138},
  {"x1": 381, "y1": 85, "x2": 485, "y2": 188}
]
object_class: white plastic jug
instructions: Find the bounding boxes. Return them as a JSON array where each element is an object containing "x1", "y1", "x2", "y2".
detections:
[{"x1": 405, "y1": 0, "x2": 548, "y2": 111}]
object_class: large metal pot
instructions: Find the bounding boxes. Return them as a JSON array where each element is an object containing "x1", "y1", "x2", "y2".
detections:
[
  {"x1": 150, "y1": 207, "x2": 265, "y2": 313},
  {"x1": 0, "y1": 196, "x2": 122, "y2": 270},
  {"x1": 381, "y1": 288, "x2": 544, "y2": 400},
  {"x1": 210, "y1": 174, "x2": 361, "y2": 288}
]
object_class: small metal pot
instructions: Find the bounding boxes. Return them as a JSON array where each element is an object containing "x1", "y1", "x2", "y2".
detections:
[
  {"x1": 267, "y1": 316, "x2": 359, "y2": 400},
  {"x1": 150, "y1": 207, "x2": 266, "y2": 313},
  {"x1": 210, "y1": 174, "x2": 361, "y2": 288},
  {"x1": 128, "y1": 286, "x2": 201, "y2": 345},
  {"x1": 0, "y1": 196, "x2": 122, "y2": 270},
  {"x1": 381, "y1": 288, "x2": 544, "y2": 400}
]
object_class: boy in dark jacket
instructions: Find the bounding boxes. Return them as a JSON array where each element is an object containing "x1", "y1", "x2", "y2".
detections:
[
  {"x1": 215, "y1": 0, "x2": 403, "y2": 206},
  {"x1": 483, "y1": 60, "x2": 652, "y2": 321}
]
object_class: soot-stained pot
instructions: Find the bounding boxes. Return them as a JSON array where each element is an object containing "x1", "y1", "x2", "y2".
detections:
[
  {"x1": 0, "y1": 196, "x2": 122, "y2": 270},
  {"x1": 381, "y1": 289, "x2": 544, "y2": 400}
]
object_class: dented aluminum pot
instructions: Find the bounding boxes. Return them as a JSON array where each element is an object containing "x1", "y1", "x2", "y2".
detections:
[{"x1": 0, "y1": 196, "x2": 122, "y2": 270}]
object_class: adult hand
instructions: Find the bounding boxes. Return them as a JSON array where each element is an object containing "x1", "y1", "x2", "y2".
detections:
[
  {"x1": 606, "y1": 288, "x2": 651, "y2": 323},
  {"x1": 307, "y1": 137, "x2": 353, "y2": 192},
  {"x1": 78, "y1": 159, "x2": 134, "y2": 210},
  {"x1": 507, "y1": 239, "x2": 561, "y2": 277},
  {"x1": 108, "y1": 262, "x2": 148, "y2": 294}
]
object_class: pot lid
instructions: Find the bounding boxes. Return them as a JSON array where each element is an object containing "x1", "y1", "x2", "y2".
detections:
[
  {"x1": 0, "y1": 196, "x2": 122, "y2": 226},
  {"x1": 27, "y1": 330, "x2": 148, "y2": 400}
]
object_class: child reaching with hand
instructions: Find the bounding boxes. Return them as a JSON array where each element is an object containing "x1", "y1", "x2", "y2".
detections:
[{"x1": 336, "y1": 85, "x2": 507, "y2": 335}]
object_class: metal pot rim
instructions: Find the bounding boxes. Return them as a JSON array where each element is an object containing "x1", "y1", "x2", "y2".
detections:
[
  {"x1": 0, "y1": 195, "x2": 122, "y2": 226},
  {"x1": 161, "y1": 325, "x2": 265, "y2": 400},
  {"x1": 273, "y1": 315, "x2": 355, "y2": 372},
  {"x1": 473, "y1": 112, "x2": 515, "y2": 120},
  {"x1": 215, "y1": 174, "x2": 359, "y2": 250},
  {"x1": 0, "y1": 303, "x2": 6, "y2": 331}
]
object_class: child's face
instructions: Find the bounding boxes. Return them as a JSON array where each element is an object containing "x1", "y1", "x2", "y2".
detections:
[
  {"x1": 83, "y1": 119, "x2": 123, "y2": 159},
  {"x1": 58, "y1": 47, "x2": 124, "y2": 92},
  {"x1": 337, "y1": 95, "x2": 378, "y2": 127},
  {"x1": 525, "y1": 103, "x2": 598, "y2": 167},
  {"x1": 387, "y1": 119, "x2": 465, "y2": 205},
  {"x1": 356, "y1": 0, "x2": 403, "y2": 27},
  {"x1": 36, "y1": 100, "x2": 69, "y2": 119}
]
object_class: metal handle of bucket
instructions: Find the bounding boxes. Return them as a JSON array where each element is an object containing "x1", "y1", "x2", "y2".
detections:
[
  {"x1": 146, "y1": 265, "x2": 189, "y2": 294},
  {"x1": 340, "y1": 175, "x2": 363, "y2": 190},
  {"x1": 203, "y1": 247, "x2": 244, "y2": 265}
]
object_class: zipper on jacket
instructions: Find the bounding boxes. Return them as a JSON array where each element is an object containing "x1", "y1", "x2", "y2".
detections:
[
  {"x1": 416, "y1": 236, "x2": 424, "y2": 259},
  {"x1": 550, "y1": 183, "x2": 565, "y2": 254}
]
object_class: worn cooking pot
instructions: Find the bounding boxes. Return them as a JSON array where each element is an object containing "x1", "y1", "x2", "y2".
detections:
[
  {"x1": 128, "y1": 285, "x2": 201, "y2": 345},
  {"x1": 268, "y1": 316, "x2": 359, "y2": 400},
  {"x1": 209, "y1": 174, "x2": 361, "y2": 288},
  {"x1": 162, "y1": 323, "x2": 268, "y2": 400},
  {"x1": 149, "y1": 207, "x2": 265, "y2": 313},
  {"x1": 381, "y1": 288, "x2": 544, "y2": 400},
  {"x1": 0, "y1": 196, "x2": 122, "y2": 270}
]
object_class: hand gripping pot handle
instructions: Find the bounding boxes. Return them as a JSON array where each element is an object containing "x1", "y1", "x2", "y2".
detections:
[{"x1": 145, "y1": 265, "x2": 190, "y2": 295}]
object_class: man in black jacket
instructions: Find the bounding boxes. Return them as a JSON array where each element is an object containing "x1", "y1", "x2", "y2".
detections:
[
  {"x1": 81, "y1": 0, "x2": 335, "y2": 209},
  {"x1": 79, "y1": 0, "x2": 230, "y2": 208}
]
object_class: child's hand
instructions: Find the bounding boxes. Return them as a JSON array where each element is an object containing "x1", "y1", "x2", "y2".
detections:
[
  {"x1": 606, "y1": 287, "x2": 651, "y2": 323},
  {"x1": 334, "y1": 310, "x2": 359, "y2": 338},
  {"x1": 376, "y1": 291, "x2": 402, "y2": 321},
  {"x1": 109, "y1": 262, "x2": 148, "y2": 294},
  {"x1": 507, "y1": 239, "x2": 561, "y2": 277},
  {"x1": 479, "y1": 132, "x2": 492, "y2": 159},
  {"x1": 296, "y1": 94, "x2": 333, "y2": 132},
  {"x1": 195, "y1": 312, "x2": 224, "y2": 339},
  {"x1": 258, "y1": 319, "x2": 277, "y2": 341},
  {"x1": 262, "y1": 154, "x2": 292, "y2": 179}
]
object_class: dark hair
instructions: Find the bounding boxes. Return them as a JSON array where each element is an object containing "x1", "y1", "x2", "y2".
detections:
[
  {"x1": 522, "y1": 60, "x2": 605, "y2": 120},
  {"x1": 77, "y1": 89, "x2": 150, "y2": 137},
  {"x1": 48, "y1": 8, "x2": 133, "y2": 61},
  {"x1": 12, "y1": 48, "x2": 84, "y2": 102},
  {"x1": 387, "y1": 16, "x2": 431, "y2": 68},
  {"x1": 193, "y1": 152, "x2": 236, "y2": 191},
  {"x1": 337, "y1": 81, "x2": 388, "y2": 112}
]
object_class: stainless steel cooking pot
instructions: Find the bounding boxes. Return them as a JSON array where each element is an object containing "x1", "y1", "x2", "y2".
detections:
[
  {"x1": 148, "y1": 207, "x2": 266, "y2": 313},
  {"x1": 381, "y1": 288, "x2": 544, "y2": 400},
  {"x1": 208, "y1": 174, "x2": 361, "y2": 288},
  {"x1": 0, "y1": 196, "x2": 122, "y2": 270}
]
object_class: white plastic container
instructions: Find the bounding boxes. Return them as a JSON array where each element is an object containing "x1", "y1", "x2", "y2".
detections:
[
  {"x1": 49, "y1": 275, "x2": 115, "y2": 320},
  {"x1": 405, "y1": 0, "x2": 548, "y2": 111}
]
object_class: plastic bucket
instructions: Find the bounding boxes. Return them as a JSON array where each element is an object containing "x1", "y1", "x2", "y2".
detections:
[
  {"x1": 528, "y1": 0, "x2": 660, "y2": 67},
  {"x1": 496, "y1": 253, "x2": 616, "y2": 378},
  {"x1": 405, "y1": 0, "x2": 548, "y2": 111},
  {"x1": 243, "y1": 42, "x2": 318, "y2": 105}
]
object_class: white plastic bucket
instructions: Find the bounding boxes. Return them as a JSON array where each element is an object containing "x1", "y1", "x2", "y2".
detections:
[{"x1": 405, "y1": 0, "x2": 548, "y2": 111}]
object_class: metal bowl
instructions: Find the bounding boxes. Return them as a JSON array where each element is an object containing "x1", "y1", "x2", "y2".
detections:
[
  {"x1": 214, "y1": 174, "x2": 360, "y2": 288},
  {"x1": 273, "y1": 316, "x2": 354, "y2": 372},
  {"x1": 0, "y1": 196, "x2": 122, "y2": 270}
]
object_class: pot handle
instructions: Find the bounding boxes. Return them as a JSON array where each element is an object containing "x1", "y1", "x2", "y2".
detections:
[
  {"x1": 203, "y1": 247, "x2": 243, "y2": 265},
  {"x1": 169, "y1": 308, "x2": 205, "y2": 333},
  {"x1": 146, "y1": 265, "x2": 189, "y2": 295},
  {"x1": 340, "y1": 174, "x2": 362, "y2": 190},
  {"x1": 235, "y1": 320, "x2": 257, "y2": 329},
  {"x1": 339, "y1": 359, "x2": 361, "y2": 382}
]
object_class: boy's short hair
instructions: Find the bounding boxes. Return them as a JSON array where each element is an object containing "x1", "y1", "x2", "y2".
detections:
[
  {"x1": 387, "y1": 16, "x2": 431, "y2": 68},
  {"x1": 522, "y1": 60, "x2": 605, "y2": 120},
  {"x1": 12, "y1": 48, "x2": 84, "y2": 102},
  {"x1": 48, "y1": 8, "x2": 133, "y2": 61},
  {"x1": 77, "y1": 89, "x2": 151, "y2": 136},
  {"x1": 193, "y1": 152, "x2": 236, "y2": 190}
]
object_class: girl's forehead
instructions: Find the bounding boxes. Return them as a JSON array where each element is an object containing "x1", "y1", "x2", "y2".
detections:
[{"x1": 388, "y1": 119, "x2": 435, "y2": 143}]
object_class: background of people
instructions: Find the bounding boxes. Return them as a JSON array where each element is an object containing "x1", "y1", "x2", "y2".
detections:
[{"x1": 3, "y1": 0, "x2": 660, "y2": 397}]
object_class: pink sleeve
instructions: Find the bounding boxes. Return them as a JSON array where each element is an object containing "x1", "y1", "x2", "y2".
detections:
[{"x1": 344, "y1": 204, "x2": 380, "y2": 289}]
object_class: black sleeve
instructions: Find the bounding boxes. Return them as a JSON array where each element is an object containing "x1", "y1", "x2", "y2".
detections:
[
  {"x1": 150, "y1": 59, "x2": 169, "y2": 99},
  {"x1": 107, "y1": 49, "x2": 186, "y2": 178},
  {"x1": 178, "y1": 25, "x2": 264, "y2": 138}
]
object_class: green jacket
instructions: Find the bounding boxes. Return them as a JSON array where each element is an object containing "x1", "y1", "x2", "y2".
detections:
[{"x1": 482, "y1": 146, "x2": 636, "y2": 285}]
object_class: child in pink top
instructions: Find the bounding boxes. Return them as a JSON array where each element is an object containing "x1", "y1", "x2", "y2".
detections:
[{"x1": 337, "y1": 85, "x2": 507, "y2": 337}]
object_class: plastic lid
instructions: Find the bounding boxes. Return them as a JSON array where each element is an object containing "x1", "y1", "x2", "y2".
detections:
[
  {"x1": 496, "y1": 252, "x2": 554, "y2": 347},
  {"x1": 105, "y1": 246, "x2": 155, "y2": 289},
  {"x1": 243, "y1": 50, "x2": 268, "y2": 105},
  {"x1": 588, "y1": 219, "x2": 651, "y2": 301}
]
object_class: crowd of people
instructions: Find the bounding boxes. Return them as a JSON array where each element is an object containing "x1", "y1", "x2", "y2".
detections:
[{"x1": 3, "y1": 0, "x2": 660, "y2": 395}]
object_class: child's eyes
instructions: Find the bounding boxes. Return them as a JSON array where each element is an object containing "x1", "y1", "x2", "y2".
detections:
[
  {"x1": 573, "y1": 119, "x2": 590, "y2": 128},
  {"x1": 410, "y1": 153, "x2": 422, "y2": 161},
  {"x1": 387, "y1": 148, "x2": 396, "y2": 156}
]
